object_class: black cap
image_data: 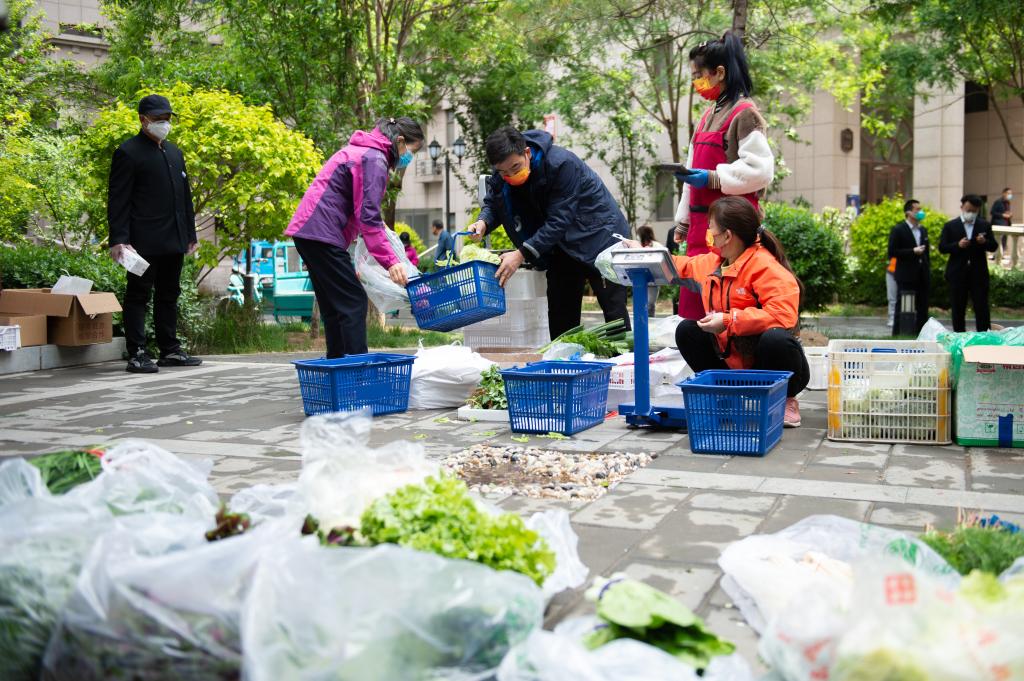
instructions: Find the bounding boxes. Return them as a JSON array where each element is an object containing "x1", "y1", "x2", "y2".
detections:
[{"x1": 138, "y1": 94, "x2": 174, "y2": 117}]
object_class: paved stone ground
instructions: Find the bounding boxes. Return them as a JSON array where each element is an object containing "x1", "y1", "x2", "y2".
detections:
[{"x1": 2, "y1": 355, "x2": 1022, "y2": 673}]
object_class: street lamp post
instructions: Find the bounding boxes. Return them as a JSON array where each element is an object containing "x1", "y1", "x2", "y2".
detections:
[{"x1": 427, "y1": 137, "x2": 466, "y2": 231}]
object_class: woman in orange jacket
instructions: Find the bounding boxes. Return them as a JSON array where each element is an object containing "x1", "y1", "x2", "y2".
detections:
[{"x1": 668, "y1": 196, "x2": 809, "y2": 427}]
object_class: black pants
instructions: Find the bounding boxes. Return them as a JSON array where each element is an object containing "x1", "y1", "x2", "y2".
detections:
[
  {"x1": 293, "y1": 237, "x2": 368, "y2": 358},
  {"x1": 125, "y1": 252, "x2": 184, "y2": 357},
  {"x1": 949, "y1": 276, "x2": 990, "y2": 332},
  {"x1": 546, "y1": 247, "x2": 629, "y2": 340},
  {"x1": 893, "y1": 273, "x2": 929, "y2": 336},
  {"x1": 675, "y1": 320, "x2": 810, "y2": 398}
]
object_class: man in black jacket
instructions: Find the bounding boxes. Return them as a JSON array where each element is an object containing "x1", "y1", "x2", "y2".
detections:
[
  {"x1": 939, "y1": 194, "x2": 999, "y2": 331},
  {"x1": 888, "y1": 198, "x2": 931, "y2": 336},
  {"x1": 468, "y1": 126, "x2": 630, "y2": 339},
  {"x1": 108, "y1": 94, "x2": 202, "y2": 373},
  {"x1": 990, "y1": 186, "x2": 1013, "y2": 253}
]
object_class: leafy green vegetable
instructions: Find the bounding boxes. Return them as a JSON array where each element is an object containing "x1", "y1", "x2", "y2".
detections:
[
  {"x1": 584, "y1": 577, "x2": 734, "y2": 670},
  {"x1": 205, "y1": 503, "x2": 251, "y2": 542},
  {"x1": 458, "y1": 243, "x2": 501, "y2": 265},
  {"x1": 511, "y1": 435, "x2": 530, "y2": 443},
  {"x1": 537, "y1": 319, "x2": 629, "y2": 358},
  {"x1": 920, "y1": 523, "x2": 1024, "y2": 575},
  {"x1": 360, "y1": 476, "x2": 555, "y2": 585},
  {"x1": 468, "y1": 366, "x2": 508, "y2": 410},
  {"x1": 28, "y1": 449, "x2": 103, "y2": 495}
]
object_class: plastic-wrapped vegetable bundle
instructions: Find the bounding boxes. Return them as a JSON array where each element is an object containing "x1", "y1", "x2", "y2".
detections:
[
  {"x1": 0, "y1": 443, "x2": 218, "y2": 681},
  {"x1": 43, "y1": 518, "x2": 294, "y2": 681},
  {"x1": 242, "y1": 541, "x2": 544, "y2": 681},
  {"x1": 939, "y1": 325, "x2": 1024, "y2": 385}
]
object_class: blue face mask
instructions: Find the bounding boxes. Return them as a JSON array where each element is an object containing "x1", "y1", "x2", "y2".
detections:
[
  {"x1": 914, "y1": 209, "x2": 926, "y2": 221},
  {"x1": 397, "y1": 150, "x2": 413, "y2": 169}
]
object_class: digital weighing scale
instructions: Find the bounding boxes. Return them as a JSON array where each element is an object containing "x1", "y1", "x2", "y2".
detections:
[{"x1": 608, "y1": 247, "x2": 688, "y2": 430}]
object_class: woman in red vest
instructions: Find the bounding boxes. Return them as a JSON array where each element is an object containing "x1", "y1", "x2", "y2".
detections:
[{"x1": 673, "y1": 31, "x2": 775, "y2": 321}]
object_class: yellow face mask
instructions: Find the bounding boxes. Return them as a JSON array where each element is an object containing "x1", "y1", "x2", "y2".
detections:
[
  {"x1": 503, "y1": 165, "x2": 530, "y2": 186},
  {"x1": 706, "y1": 228, "x2": 723, "y2": 256}
]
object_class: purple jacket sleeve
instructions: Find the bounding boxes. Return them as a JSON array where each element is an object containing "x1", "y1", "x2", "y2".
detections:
[{"x1": 358, "y1": 152, "x2": 400, "y2": 270}]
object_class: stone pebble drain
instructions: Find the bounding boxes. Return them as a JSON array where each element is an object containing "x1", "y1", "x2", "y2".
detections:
[{"x1": 443, "y1": 443, "x2": 655, "y2": 500}]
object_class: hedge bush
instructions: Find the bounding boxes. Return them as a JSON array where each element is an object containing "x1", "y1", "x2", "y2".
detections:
[
  {"x1": 393, "y1": 222, "x2": 424, "y2": 253},
  {"x1": 0, "y1": 241, "x2": 211, "y2": 352},
  {"x1": 762, "y1": 201, "x2": 847, "y2": 311},
  {"x1": 990, "y1": 267, "x2": 1024, "y2": 309},
  {"x1": 848, "y1": 196, "x2": 949, "y2": 306}
]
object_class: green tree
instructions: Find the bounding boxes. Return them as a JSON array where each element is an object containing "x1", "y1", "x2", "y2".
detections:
[
  {"x1": 77, "y1": 83, "x2": 322, "y2": 281},
  {"x1": 872, "y1": 0, "x2": 1024, "y2": 163}
]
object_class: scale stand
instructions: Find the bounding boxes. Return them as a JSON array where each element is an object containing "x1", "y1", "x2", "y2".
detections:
[{"x1": 608, "y1": 248, "x2": 688, "y2": 430}]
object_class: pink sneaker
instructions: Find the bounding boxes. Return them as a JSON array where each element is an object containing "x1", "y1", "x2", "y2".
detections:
[{"x1": 783, "y1": 397, "x2": 801, "y2": 428}]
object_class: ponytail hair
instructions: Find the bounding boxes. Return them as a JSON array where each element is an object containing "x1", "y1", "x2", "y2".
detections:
[
  {"x1": 374, "y1": 116, "x2": 425, "y2": 148},
  {"x1": 688, "y1": 30, "x2": 753, "y2": 103},
  {"x1": 708, "y1": 196, "x2": 804, "y2": 306}
]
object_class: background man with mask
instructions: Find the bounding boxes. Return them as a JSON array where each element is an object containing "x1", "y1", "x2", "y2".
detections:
[
  {"x1": 990, "y1": 186, "x2": 1013, "y2": 254},
  {"x1": 939, "y1": 194, "x2": 998, "y2": 332},
  {"x1": 108, "y1": 94, "x2": 201, "y2": 373},
  {"x1": 468, "y1": 126, "x2": 630, "y2": 339},
  {"x1": 888, "y1": 199, "x2": 931, "y2": 336}
]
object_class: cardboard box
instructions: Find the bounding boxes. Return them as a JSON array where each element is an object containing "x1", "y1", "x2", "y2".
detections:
[
  {"x1": 955, "y1": 345, "x2": 1024, "y2": 448},
  {"x1": 0, "y1": 313, "x2": 48, "y2": 347},
  {"x1": 0, "y1": 289, "x2": 122, "y2": 347}
]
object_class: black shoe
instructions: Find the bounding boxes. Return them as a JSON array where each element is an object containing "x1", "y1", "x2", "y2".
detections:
[
  {"x1": 126, "y1": 350, "x2": 158, "y2": 374},
  {"x1": 157, "y1": 351, "x2": 203, "y2": 367}
]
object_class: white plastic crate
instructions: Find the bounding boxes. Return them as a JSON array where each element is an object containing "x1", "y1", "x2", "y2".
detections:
[
  {"x1": 461, "y1": 297, "x2": 549, "y2": 349},
  {"x1": 0, "y1": 325, "x2": 21, "y2": 352},
  {"x1": 804, "y1": 346, "x2": 828, "y2": 390},
  {"x1": 502, "y1": 270, "x2": 547, "y2": 300},
  {"x1": 826, "y1": 339, "x2": 951, "y2": 445}
]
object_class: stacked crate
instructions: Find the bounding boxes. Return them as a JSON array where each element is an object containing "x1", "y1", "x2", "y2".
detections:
[{"x1": 461, "y1": 270, "x2": 550, "y2": 350}]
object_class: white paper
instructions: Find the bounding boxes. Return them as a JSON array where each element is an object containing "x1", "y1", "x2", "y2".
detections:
[
  {"x1": 51, "y1": 275, "x2": 93, "y2": 295},
  {"x1": 118, "y1": 249, "x2": 150, "y2": 276}
]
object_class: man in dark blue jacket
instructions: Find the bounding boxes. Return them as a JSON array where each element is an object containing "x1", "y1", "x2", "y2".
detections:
[{"x1": 468, "y1": 126, "x2": 630, "y2": 339}]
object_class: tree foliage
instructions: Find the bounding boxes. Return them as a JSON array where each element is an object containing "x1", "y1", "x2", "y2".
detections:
[{"x1": 77, "y1": 83, "x2": 322, "y2": 277}]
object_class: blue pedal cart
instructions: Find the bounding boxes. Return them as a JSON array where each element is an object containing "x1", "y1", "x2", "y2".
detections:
[{"x1": 608, "y1": 247, "x2": 688, "y2": 430}]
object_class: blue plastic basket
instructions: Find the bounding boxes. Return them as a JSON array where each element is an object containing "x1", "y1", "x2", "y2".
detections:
[
  {"x1": 501, "y1": 361, "x2": 613, "y2": 435},
  {"x1": 292, "y1": 353, "x2": 415, "y2": 416},
  {"x1": 677, "y1": 370, "x2": 792, "y2": 456},
  {"x1": 406, "y1": 261, "x2": 506, "y2": 332}
]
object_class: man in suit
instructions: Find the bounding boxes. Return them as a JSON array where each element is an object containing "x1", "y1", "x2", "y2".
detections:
[
  {"x1": 939, "y1": 194, "x2": 999, "y2": 331},
  {"x1": 888, "y1": 198, "x2": 931, "y2": 336},
  {"x1": 108, "y1": 94, "x2": 202, "y2": 373},
  {"x1": 990, "y1": 186, "x2": 1013, "y2": 253}
]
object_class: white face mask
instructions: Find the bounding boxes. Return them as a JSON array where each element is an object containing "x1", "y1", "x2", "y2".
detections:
[
  {"x1": 962, "y1": 211, "x2": 976, "y2": 224},
  {"x1": 146, "y1": 120, "x2": 172, "y2": 141},
  {"x1": 1007, "y1": 193, "x2": 1014, "y2": 201}
]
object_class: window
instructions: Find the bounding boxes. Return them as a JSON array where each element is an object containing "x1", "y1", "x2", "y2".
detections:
[
  {"x1": 965, "y1": 81, "x2": 988, "y2": 114},
  {"x1": 654, "y1": 171, "x2": 677, "y2": 221},
  {"x1": 446, "y1": 110, "x2": 456, "y2": 146}
]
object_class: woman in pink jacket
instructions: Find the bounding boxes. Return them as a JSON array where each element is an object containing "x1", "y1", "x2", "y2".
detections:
[{"x1": 285, "y1": 117, "x2": 424, "y2": 357}]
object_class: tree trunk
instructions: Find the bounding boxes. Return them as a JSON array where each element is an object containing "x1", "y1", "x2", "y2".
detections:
[{"x1": 731, "y1": 0, "x2": 748, "y2": 41}]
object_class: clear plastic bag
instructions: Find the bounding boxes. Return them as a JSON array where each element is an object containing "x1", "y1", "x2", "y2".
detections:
[
  {"x1": 916, "y1": 316, "x2": 949, "y2": 342},
  {"x1": 242, "y1": 541, "x2": 544, "y2": 681},
  {"x1": 228, "y1": 483, "x2": 299, "y2": 525},
  {"x1": 594, "y1": 238, "x2": 627, "y2": 283},
  {"x1": 0, "y1": 442, "x2": 218, "y2": 681},
  {"x1": 354, "y1": 228, "x2": 420, "y2": 313},
  {"x1": 830, "y1": 560, "x2": 1024, "y2": 681},
  {"x1": 297, "y1": 410, "x2": 438, "y2": 530},
  {"x1": 497, "y1": 630, "x2": 703, "y2": 681},
  {"x1": 542, "y1": 343, "x2": 585, "y2": 361},
  {"x1": 0, "y1": 458, "x2": 47, "y2": 509},
  {"x1": 43, "y1": 517, "x2": 296, "y2": 681},
  {"x1": 524, "y1": 510, "x2": 588, "y2": 599},
  {"x1": 650, "y1": 315, "x2": 684, "y2": 349}
]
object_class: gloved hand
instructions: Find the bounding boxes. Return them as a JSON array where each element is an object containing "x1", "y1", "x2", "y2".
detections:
[{"x1": 674, "y1": 169, "x2": 709, "y2": 188}]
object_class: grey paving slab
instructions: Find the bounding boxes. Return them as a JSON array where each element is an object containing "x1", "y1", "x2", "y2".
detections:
[
  {"x1": 703, "y1": 606, "x2": 767, "y2": 676},
  {"x1": 969, "y1": 448, "x2": 1024, "y2": 494},
  {"x1": 634, "y1": 507, "x2": 764, "y2": 564},
  {"x1": 758, "y1": 495, "x2": 871, "y2": 534},
  {"x1": 618, "y1": 561, "x2": 721, "y2": 612},
  {"x1": 572, "y1": 483, "x2": 691, "y2": 530},
  {"x1": 799, "y1": 463, "x2": 885, "y2": 485},
  {"x1": 883, "y1": 454, "x2": 967, "y2": 489},
  {"x1": 868, "y1": 503, "x2": 961, "y2": 531}
]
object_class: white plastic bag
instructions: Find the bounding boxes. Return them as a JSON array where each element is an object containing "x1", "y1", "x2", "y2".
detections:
[
  {"x1": 650, "y1": 315, "x2": 684, "y2": 349},
  {"x1": 0, "y1": 458, "x2": 47, "y2": 509},
  {"x1": 525, "y1": 510, "x2": 588, "y2": 598},
  {"x1": 409, "y1": 344, "x2": 495, "y2": 409},
  {"x1": 242, "y1": 541, "x2": 544, "y2": 681},
  {"x1": 354, "y1": 228, "x2": 419, "y2": 312},
  {"x1": 297, "y1": 410, "x2": 438, "y2": 530},
  {"x1": 228, "y1": 483, "x2": 299, "y2": 525}
]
